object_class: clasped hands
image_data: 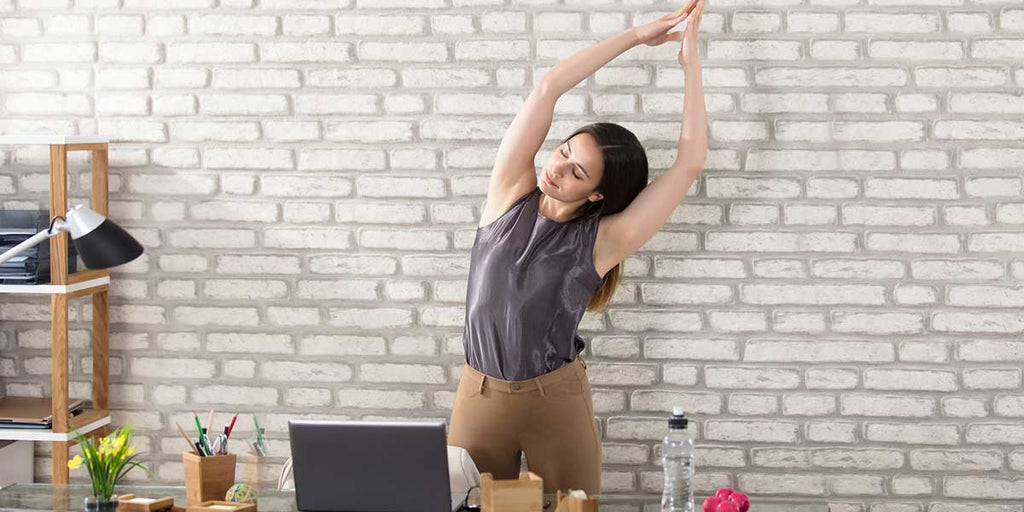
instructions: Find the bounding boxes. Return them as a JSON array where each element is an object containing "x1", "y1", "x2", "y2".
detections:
[{"x1": 632, "y1": 0, "x2": 706, "y2": 68}]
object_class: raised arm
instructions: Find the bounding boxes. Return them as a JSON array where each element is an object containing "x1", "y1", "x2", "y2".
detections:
[
  {"x1": 482, "y1": 4, "x2": 698, "y2": 221},
  {"x1": 606, "y1": 0, "x2": 708, "y2": 254},
  {"x1": 484, "y1": 31, "x2": 641, "y2": 216}
]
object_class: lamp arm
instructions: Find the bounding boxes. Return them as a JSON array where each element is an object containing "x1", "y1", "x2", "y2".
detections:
[{"x1": 0, "y1": 217, "x2": 67, "y2": 266}]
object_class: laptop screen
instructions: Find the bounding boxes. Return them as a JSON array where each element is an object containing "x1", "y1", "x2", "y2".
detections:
[{"x1": 289, "y1": 419, "x2": 455, "y2": 512}]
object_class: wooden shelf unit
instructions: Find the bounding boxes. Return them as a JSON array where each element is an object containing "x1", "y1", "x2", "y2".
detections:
[{"x1": 0, "y1": 135, "x2": 113, "y2": 484}]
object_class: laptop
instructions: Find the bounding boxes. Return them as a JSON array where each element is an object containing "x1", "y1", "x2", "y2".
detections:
[
  {"x1": 0, "y1": 397, "x2": 87, "y2": 428},
  {"x1": 288, "y1": 419, "x2": 467, "y2": 512}
]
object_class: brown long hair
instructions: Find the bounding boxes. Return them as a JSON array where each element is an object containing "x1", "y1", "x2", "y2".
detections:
[{"x1": 558, "y1": 123, "x2": 649, "y2": 312}]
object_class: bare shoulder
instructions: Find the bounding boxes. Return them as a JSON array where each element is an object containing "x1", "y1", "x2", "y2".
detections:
[{"x1": 478, "y1": 172, "x2": 537, "y2": 228}]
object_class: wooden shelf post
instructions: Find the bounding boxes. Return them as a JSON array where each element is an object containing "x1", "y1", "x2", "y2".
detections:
[
  {"x1": 49, "y1": 143, "x2": 71, "y2": 484},
  {"x1": 90, "y1": 144, "x2": 111, "y2": 435}
]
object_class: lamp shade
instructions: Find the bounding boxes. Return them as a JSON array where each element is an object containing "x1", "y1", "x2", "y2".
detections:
[{"x1": 64, "y1": 204, "x2": 144, "y2": 269}]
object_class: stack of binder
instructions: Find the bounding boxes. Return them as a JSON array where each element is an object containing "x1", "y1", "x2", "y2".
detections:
[{"x1": 0, "y1": 210, "x2": 77, "y2": 284}]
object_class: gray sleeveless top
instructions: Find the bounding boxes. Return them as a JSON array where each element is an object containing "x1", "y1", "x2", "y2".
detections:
[{"x1": 463, "y1": 186, "x2": 604, "y2": 381}]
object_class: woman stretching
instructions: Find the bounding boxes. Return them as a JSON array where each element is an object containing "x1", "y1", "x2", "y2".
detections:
[{"x1": 448, "y1": 0, "x2": 708, "y2": 495}]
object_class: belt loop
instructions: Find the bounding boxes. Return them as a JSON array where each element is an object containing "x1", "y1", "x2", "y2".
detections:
[
  {"x1": 478, "y1": 374, "x2": 486, "y2": 394},
  {"x1": 536, "y1": 378, "x2": 545, "y2": 397}
]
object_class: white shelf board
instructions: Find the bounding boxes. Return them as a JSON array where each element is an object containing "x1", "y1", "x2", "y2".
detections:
[
  {"x1": 0, "y1": 135, "x2": 108, "y2": 145},
  {"x1": 0, "y1": 415, "x2": 110, "y2": 442},
  {"x1": 0, "y1": 276, "x2": 109, "y2": 295}
]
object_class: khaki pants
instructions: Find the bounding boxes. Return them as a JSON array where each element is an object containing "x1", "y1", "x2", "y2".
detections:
[{"x1": 447, "y1": 354, "x2": 601, "y2": 495}]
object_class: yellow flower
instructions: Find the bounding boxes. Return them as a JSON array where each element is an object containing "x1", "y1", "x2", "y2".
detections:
[
  {"x1": 112, "y1": 428, "x2": 129, "y2": 452},
  {"x1": 99, "y1": 436, "x2": 113, "y2": 455},
  {"x1": 98, "y1": 430, "x2": 128, "y2": 457},
  {"x1": 68, "y1": 455, "x2": 84, "y2": 470},
  {"x1": 126, "y1": 446, "x2": 136, "y2": 457}
]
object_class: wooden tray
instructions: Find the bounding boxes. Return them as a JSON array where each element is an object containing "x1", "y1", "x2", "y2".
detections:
[{"x1": 117, "y1": 494, "x2": 174, "y2": 512}]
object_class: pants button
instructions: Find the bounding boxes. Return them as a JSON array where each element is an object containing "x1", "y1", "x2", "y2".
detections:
[{"x1": 512, "y1": 383, "x2": 520, "y2": 390}]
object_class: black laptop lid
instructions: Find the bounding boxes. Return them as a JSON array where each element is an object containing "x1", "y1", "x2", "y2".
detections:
[{"x1": 288, "y1": 419, "x2": 452, "y2": 512}]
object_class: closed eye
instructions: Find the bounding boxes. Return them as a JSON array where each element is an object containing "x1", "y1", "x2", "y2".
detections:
[{"x1": 560, "y1": 148, "x2": 583, "y2": 179}]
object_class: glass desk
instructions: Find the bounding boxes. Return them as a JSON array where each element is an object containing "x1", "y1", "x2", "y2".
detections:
[
  {"x1": 1, "y1": 483, "x2": 856, "y2": 511},
  {"x1": 0, "y1": 484, "x2": 668, "y2": 512}
]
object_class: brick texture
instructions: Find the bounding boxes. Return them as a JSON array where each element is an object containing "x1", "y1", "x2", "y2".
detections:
[{"x1": 0, "y1": 1, "x2": 1022, "y2": 507}]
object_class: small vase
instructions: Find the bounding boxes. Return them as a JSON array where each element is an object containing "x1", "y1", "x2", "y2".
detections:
[{"x1": 84, "y1": 494, "x2": 119, "y2": 512}]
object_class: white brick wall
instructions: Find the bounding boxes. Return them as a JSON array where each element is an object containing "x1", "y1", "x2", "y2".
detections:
[{"x1": 0, "y1": 0, "x2": 1023, "y2": 507}]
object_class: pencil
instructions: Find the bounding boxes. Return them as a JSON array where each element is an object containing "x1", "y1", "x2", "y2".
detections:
[
  {"x1": 206, "y1": 409, "x2": 215, "y2": 438},
  {"x1": 176, "y1": 421, "x2": 199, "y2": 455}
]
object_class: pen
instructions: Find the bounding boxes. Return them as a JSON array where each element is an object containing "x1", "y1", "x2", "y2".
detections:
[
  {"x1": 253, "y1": 415, "x2": 266, "y2": 453},
  {"x1": 194, "y1": 440, "x2": 206, "y2": 457},
  {"x1": 221, "y1": 426, "x2": 230, "y2": 454},
  {"x1": 194, "y1": 413, "x2": 213, "y2": 456},
  {"x1": 226, "y1": 414, "x2": 238, "y2": 438}
]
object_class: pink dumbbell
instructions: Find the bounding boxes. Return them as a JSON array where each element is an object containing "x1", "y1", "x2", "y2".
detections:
[{"x1": 702, "y1": 487, "x2": 750, "y2": 512}]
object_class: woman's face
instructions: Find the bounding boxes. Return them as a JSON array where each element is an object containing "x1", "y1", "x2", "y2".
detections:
[{"x1": 540, "y1": 132, "x2": 604, "y2": 202}]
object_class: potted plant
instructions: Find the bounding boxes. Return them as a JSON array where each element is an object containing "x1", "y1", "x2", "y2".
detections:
[{"x1": 67, "y1": 425, "x2": 152, "y2": 512}]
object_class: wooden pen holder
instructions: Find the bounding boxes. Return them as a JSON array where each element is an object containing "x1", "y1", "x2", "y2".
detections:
[
  {"x1": 182, "y1": 451, "x2": 237, "y2": 505},
  {"x1": 554, "y1": 490, "x2": 598, "y2": 512},
  {"x1": 480, "y1": 471, "x2": 544, "y2": 512}
]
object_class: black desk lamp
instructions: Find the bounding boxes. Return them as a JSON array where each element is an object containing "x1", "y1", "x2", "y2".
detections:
[{"x1": 0, "y1": 204, "x2": 143, "y2": 269}]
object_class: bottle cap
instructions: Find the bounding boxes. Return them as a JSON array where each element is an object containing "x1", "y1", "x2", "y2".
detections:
[{"x1": 669, "y1": 407, "x2": 688, "y2": 430}]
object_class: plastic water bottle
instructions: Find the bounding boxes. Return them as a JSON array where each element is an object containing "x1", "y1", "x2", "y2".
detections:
[{"x1": 661, "y1": 406, "x2": 695, "y2": 512}]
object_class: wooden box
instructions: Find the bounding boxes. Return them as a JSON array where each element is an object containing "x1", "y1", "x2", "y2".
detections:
[
  {"x1": 480, "y1": 471, "x2": 543, "y2": 512},
  {"x1": 185, "y1": 500, "x2": 255, "y2": 512},
  {"x1": 117, "y1": 494, "x2": 174, "y2": 512},
  {"x1": 182, "y1": 451, "x2": 237, "y2": 505},
  {"x1": 554, "y1": 490, "x2": 598, "y2": 512}
]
